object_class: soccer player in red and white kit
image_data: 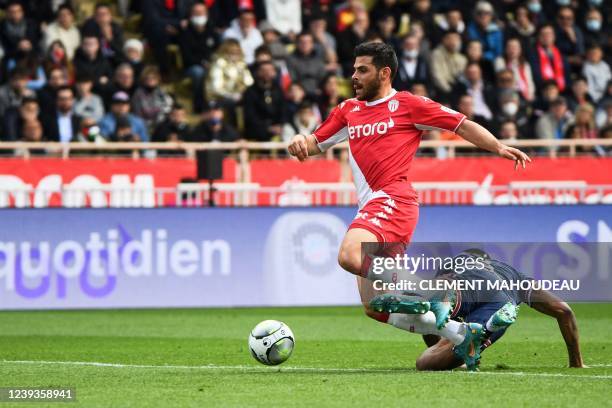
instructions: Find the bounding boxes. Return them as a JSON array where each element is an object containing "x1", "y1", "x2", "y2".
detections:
[{"x1": 288, "y1": 42, "x2": 531, "y2": 369}]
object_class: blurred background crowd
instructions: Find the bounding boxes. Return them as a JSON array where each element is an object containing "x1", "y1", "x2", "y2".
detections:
[{"x1": 0, "y1": 0, "x2": 610, "y2": 153}]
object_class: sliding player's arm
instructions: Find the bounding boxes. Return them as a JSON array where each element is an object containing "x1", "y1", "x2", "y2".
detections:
[
  {"x1": 287, "y1": 134, "x2": 322, "y2": 161},
  {"x1": 455, "y1": 120, "x2": 531, "y2": 170},
  {"x1": 527, "y1": 289, "x2": 585, "y2": 368}
]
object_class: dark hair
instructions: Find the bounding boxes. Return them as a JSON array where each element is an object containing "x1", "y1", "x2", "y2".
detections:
[
  {"x1": 172, "y1": 102, "x2": 185, "y2": 111},
  {"x1": 95, "y1": 2, "x2": 111, "y2": 11},
  {"x1": 57, "y1": 3, "x2": 74, "y2": 15},
  {"x1": 56, "y1": 85, "x2": 74, "y2": 96},
  {"x1": 354, "y1": 42, "x2": 398, "y2": 80},
  {"x1": 6, "y1": 0, "x2": 23, "y2": 9},
  {"x1": 21, "y1": 96, "x2": 38, "y2": 106},
  {"x1": 10, "y1": 67, "x2": 29, "y2": 79}
]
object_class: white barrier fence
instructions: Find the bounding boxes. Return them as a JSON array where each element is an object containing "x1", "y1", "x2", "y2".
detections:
[{"x1": 1, "y1": 180, "x2": 611, "y2": 208}]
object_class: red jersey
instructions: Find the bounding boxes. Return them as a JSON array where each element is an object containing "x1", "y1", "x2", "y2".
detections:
[{"x1": 313, "y1": 90, "x2": 466, "y2": 208}]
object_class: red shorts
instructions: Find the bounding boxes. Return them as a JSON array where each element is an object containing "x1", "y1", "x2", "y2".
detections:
[{"x1": 348, "y1": 195, "x2": 419, "y2": 245}]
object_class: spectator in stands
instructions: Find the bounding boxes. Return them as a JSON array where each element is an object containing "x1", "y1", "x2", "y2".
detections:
[
  {"x1": 309, "y1": 13, "x2": 337, "y2": 70},
  {"x1": 496, "y1": 89, "x2": 531, "y2": 137},
  {"x1": 505, "y1": 5, "x2": 536, "y2": 51},
  {"x1": 452, "y1": 63, "x2": 496, "y2": 124},
  {"x1": 42, "y1": 4, "x2": 80, "y2": 60},
  {"x1": 430, "y1": 30, "x2": 467, "y2": 98},
  {"x1": 100, "y1": 63, "x2": 136, "y2": 108},
  {"x1": 456, "y1": 94, "x2": 489, "y2": 129},
  {"x1": 122, "y1": 39, "x2": 144, "y2": 80},
  {"x1": 410, "y1": 82, "x2": 428, "y2": 97},
  {"x1": 99, "y1": 91, "x2": 149, "y2": 142},
  {"x1": 337, "y1": 9, "x2": 372, "y2": 76},
  {"x1": 1, "y1": 96, "x2": 38, "y2": 141},
  {"x1": 81, "y1": 2, "x2": 125, "y2": 66},
  {"x1": 20, "y1": 118, "x2": 43, "y2": 142},
  {"x1": 43, "y1": 40, "x2": 75, "y2": 85},
  {"x1": 529, "y1": 24, "x2": 570, "y2": 93},
  {"x1": 41, "y1": 85, "x2": 82, "y2": 143},
  {"x1": 465, "y1": 39, "x2": 495, "y2": 84},
  {"x1": 467, "y1": 1, "x2": 503, "y2": 62},
  {"x1": 317, "y1": 74, "x2": 343, "y2": 121},
  {"x1": 287, "y1": 32, "x2": 327, "y2": 97},
  {"x1": 0, "y1": 68, "x2": 35, "y2": 119},
  {"x1": 533, "y1": 80, "x2": 561, "y2": 117},
  {"x1": 131, "y1": 65, "x2": 174, "y2": 129},
  {"x1": 190, "y1": 102, "x2": 239, "y2": 142},
  {"x1": 583, "y1": 8, "x2": 606, "y2": 52},
  {"x1": 596, "y1": 97, "x2": 612, "y2": 130},
  {"x1": 567, "y1": 76, "x2": 595, "y2": 112},
  {"x1": 433, "y1": 7, "x2": 466, "y2": 46},
  {"x1": 36, "y1": 66, "x2": 66, "y2": 117},
  {"x1": 259, "y1": 21, "x2": 288, "y2": 63},
  {"x1": 152, "y1": 103, "x2": 190, "y2": 142},
  {"x1": 74, "y1": 74, "x2": 105, "y2": 122},
  {"x1": 408, "y1": 20, "x2": 431, "y2": 59},
  {"x1": 567, "y1": 104, "x2": 597, "y2": 139},
  {"x1": 263, "y1": 0, "x2": 302, "y2": 39},
  {"x1": 369, "y1": 0, "x2": 404, "y2": 33},
  {"x1": 498, "y1": 119, "x2": 518, "y2": 142},
  {"x1": 583, "y1": 44, "x2": 611, "y2": 103},
  {"x1": 222, "y1": 8, "x2": 263, "y2": 65},
  {"x1": 6, "y1": 39, "x2": 46, "y2": 91},
  {"x1": 535, "y1": 96, "x2": 574, "y2": 139},
  {"x1": 243, "y1": 61, "x2": 285, "y2": 141},
  {"x1": 374, "y1": 13, "x2": 398, "y2": 50},
  {"x1": 141, "y1": 0, "x2": 191, "y2": 77},
  {"x1": 73, "y1": 34, "x2": 113, "y2": 90},
  {"x1": 179, "y1": 2, "x2": 219, "y2": 114},
  {"x1": 495, "y1": 37, "x2": 536, "y2": 103},
  {"x1": 410, "y1": 0, "x2": 435, "y2": 38},
  {"x1": 0, "y1": 1, "x2": 39, "y2": 61},
  {"x1": 285, "y1": 82, "x2": 307, "y2": 122},
  {"x1": 554, "y1": 6, "x2": 584, "y2": 73},
  {"x1": 393, "y1": 35, "x2": 429, "y2": 92},
  {"x1": 206, "y1": 39, "x2": 253, "y2": 125},
  {"x1": 281, "y1": 100, "x2": 320, "y2": 143}
]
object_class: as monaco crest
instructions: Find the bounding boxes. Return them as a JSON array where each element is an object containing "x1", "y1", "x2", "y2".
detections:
[{"x1": 388, "y1": 99, "x2": 399, "y2": 112}]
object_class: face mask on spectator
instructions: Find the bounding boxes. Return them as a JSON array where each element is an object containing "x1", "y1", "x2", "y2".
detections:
[
  {"x1": 527, "y1": 2, "x2": 541, "y2": 13},
  {"x1": 208, "y1": 117, "x2": 222, "y2": 126},
  {"x1": 586, "y1": 19, "x2": 601, "y2": 31},
  {"x1": 191, "y1": 16, "x2": 208, "y2": 27},
  {"x1": 53, "y1": 48, "x2": 65, "y2": 61},
  {"x1": 403, "y1": 50, "x2": 418, "y2": 59},
  {"x1": 454, "y1": 42, "x2": 462, "y2": 53},
  {"x1": 556, "y1": 0, "x2": 570, "y2": 5},
  {"x1": 502, "y1": 102, "x2": 519, "y2": 116}
]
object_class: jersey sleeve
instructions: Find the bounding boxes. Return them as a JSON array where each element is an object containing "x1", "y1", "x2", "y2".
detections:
[
  {"x1": 410, "y1": 96, "x2": 467, "y2": 133},
  {"x1": 312, "y1": 103, "x2": 349, "y2": 152}
]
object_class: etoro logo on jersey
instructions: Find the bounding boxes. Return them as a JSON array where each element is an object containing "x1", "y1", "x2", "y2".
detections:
[{"x1": 347, "y1": 118, "x2": 395, "y2": 139}]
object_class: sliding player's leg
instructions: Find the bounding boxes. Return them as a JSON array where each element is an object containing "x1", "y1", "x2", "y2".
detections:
[{"x1": 415, "y1": 338, "x2": 463, "y2": 371}]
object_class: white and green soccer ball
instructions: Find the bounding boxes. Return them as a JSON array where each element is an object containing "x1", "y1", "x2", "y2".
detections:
[{"x1": 248, "y1": 320, "x2": 295, "y2": 366}]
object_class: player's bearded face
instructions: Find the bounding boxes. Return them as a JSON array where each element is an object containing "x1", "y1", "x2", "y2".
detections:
[{"x1": 352, "y1": 58, "x2": 382, "y2": 101}]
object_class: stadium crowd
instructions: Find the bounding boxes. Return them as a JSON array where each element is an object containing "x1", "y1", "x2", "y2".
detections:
[{"x1": 0, "y1": 0, "x2": 610, "y2": 152}]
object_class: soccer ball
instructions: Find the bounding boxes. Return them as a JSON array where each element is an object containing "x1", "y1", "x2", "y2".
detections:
[{"x1": 248, "y1": 320, "x2": 295, "y2": 366}]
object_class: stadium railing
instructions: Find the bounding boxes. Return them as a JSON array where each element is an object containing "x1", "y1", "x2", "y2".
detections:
[{"x1": 0, "y1": 138, "x2": 611, "y2": 159}]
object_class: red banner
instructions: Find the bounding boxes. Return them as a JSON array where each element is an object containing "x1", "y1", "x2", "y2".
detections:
[{"x1": 0, "y1": 157, "x2": 609, "y2": 206}]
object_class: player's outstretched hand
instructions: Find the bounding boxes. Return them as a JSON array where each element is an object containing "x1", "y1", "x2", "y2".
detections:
[
  {"x1": 288, "y1": 134, "x2": 309, "y2": 162},
  {"x1": 497, "y1": 145, "x2": 532, "y2": 170}
]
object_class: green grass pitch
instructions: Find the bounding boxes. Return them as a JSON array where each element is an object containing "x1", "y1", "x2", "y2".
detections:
[{"x1": 0, "y1": 304, "x2": 611, "y2": 407}]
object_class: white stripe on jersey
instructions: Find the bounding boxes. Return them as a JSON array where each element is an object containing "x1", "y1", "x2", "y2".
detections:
[{"x1": 316, "y1": 126, "x2": 349, "y2": 152}]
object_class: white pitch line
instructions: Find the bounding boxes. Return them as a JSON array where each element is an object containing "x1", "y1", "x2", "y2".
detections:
[{"x1": 2, "y1": 360, "x2": 612, "y2": 380}]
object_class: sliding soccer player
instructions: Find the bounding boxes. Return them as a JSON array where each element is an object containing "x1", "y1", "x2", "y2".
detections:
[
  {"x1": 287, "y1": 42, "x2": 531, "y2": 370},
  {"x1": 370, "y1": 249, "x2": 585, "y2": 370}
]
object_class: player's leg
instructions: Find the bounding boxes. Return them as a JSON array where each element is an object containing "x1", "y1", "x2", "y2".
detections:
[
  {"x1": 415, "y1": 339, "x2": 463, "y2": 371},
  {"x1": 337, "y1": 227, "x2": 380, "y2": 277}
]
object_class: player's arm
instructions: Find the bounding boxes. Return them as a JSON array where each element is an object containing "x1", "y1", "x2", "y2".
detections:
[
  {"x1": 527, "y1": 289, "x2": 585, "y2": 368},
  {"x1": 455, "y1": 119, "x2": 531, "y2": 170},
  {"x1": 287, "y1": 134, "x2": 322, "y2": 162}
]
